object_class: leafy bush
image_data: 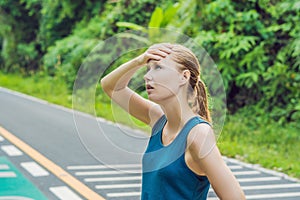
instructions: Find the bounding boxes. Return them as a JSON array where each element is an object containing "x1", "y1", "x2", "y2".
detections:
[
  {"x1": 0, "y1": 0, "x2": 41, "y2": 72},
  {"x1": 1, "y1": 0, "x2": 299, "y2": 123},
  {"x1": 192, "y1": 0, "x2": 300, "y2": 123},
  {"x1": 42, "y1": 0, "x2": 167, "y2": 89},
  {"x1": 114, "y1": 0, "x2": 300, "y2": 124}
]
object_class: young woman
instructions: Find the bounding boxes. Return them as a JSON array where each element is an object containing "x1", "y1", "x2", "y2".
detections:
[{"x1": 101, "y1": 43, "x2": 245, "y2": 200}]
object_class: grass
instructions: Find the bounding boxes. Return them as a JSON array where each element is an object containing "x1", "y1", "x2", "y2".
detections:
[
  {"x1": 0, "y1": 71, "x2": 299, "y2": 179},
  {"x1": 0, "y1": 72, "x2": 72, "y2": 108},
  {"x1": 218, "y1": 112, "x2": 300, "y2": 179}
]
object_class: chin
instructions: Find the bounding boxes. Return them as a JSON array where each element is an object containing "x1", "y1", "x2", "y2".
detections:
[
  {"x1": 148, "y1": 95, "x2": 159, "y2": 103},
  {"x1": 148, "y1": 95, "x2": 171, "y2": 105}
]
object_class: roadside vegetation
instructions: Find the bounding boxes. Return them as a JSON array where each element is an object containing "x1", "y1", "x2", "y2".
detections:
[
  {"x1": 1, "y1": 72, "x2": 299, "y2": 179},
  {"x1": 0, "y1": 0, "x2": 299, "y2": 179}
]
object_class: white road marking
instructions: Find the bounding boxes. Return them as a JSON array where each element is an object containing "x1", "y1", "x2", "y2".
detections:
[
  {"x1": 233, "y1": 170, "x2": 260, "y2": 176},
  {"x1": 0, "y1": 196, "x2": 34, "y2": 200},
  {"x1": 209, "y1": 183, "x2": 300, "y2": 193},
  {"x1": 21, "y1": 162, "x2": 49, "y2": 177},
  {"x1": 223, "y1": 156, "x2": 299, "y2": 182},
  {"x1": 50, "y1": 186, "x2": 83, "y2": 200},
  {"x1": 1, "y1": 145, "x2": 23, "y2": 156},
  {"x1": 238, "y1": 176, "x2": 281, "y2": 182},
  {"x1": 95, "y1": 183, "x2": 141, "y2": 189},
  {"x1": 0, "y1": 136, "x2": 4, "y2": 142},
  {"x1": 67, "y1": 164, "x2": 141, "y2": 170},
  {"x1": 106, "y1": 192, "x2": 141, "y2": 198},
  {"x1": 242, "y1": 183, "x2": 300, "y2": 190},
  {"x1": 68, "y1": 164, "x2": 240, "y2": 171},
  {"x1": 228, "y1": 165, "x2": 243, "y2": 170},
  {"x1": 208, "y1": 193, "x2": 300, "y2": 200},
  {"x1": 75, "y1": 170, "x2": 141, "y2": 176},
  {"x1": 247, "y1": 192, "x2": 300, "y2": 199},
  {"x1": 0, "y1": 171, "x2": 17, "y2": 178},
  {"x1": 0, "y1": 164, "x2": 9, "y2": 170},
  {"x1": 85, "y1": 176, "x2": 141, "y2": 182}
]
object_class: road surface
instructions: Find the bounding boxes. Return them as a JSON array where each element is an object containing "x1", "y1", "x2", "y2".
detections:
[{"x1": 0, "y1": 87, "x2": 299, "y2": 200}]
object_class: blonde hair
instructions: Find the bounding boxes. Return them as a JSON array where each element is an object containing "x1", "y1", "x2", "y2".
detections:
[{"x1": 170, "y1": 44, "x2": 211, "y2": 123}]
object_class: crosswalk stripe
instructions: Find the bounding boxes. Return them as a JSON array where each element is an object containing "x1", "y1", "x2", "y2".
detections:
[
  {"x1": 0, "y1": 197, "x2": 34, "y2": 200},
  {"x1": 75, "y1": 170, "x2": 141, "y2": 176},
  {"x1": 0, "y1": 164, "x2": 9, "y2": 170},
  {"x1": 228, "y1": 165, "x2": 243, "y2": 170},
  {"x1": 1, "y1": 145, "x2": 23, "y2": 156},
  {"x1": 237, "y1": 176, "x2": 281, "y2": 182},
  {"x1": 233, "y1": 170, "x2": 260, "y2": 175},
  {"x1": 68, "y1": 164, "x2": 241, "y2": 170},
  {"x1": 242, "y1": 183, "x2": 300, "y2": 190},
  {"x1": 85, "y1": 176, "x2": 141, "y2": 182},
  {"x1": 77, "y1": 169, "x2": 254, "y2": 176},
  {"x1": 106, "y1": 192, "x2": 141, "y2": 198},
  {"x1": 209, "y1": 191, "x2": 300, "y2": 200},
  {"x1": 49, "y1": 186, "x2": 83, "y2": 200},
  {"x1": 95, "y1": 183, "x2": 141, "y2": 189},
  {"x1": 210, "y1": 183, "x2": 300, "y2": 193},
  {"x1": 0, "y1": 171, "x2": 17, "y2": 178},
  {"x1": 21, "y1": 162, "x2": 49, "y2": 177},
  {"x1": 68, "y1": 164, "x2": 141, "y2": 170},
  {"x1": 247, "y1": 192, "x2": 300, "y2": 199},
  {"x1": 85, "y1": 175, "x2": 282, "y2": 184}
]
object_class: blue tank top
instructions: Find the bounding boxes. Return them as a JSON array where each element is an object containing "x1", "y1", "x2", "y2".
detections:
[{"x1": 142, "y1": 115, "x2": 210, "y2": 200}]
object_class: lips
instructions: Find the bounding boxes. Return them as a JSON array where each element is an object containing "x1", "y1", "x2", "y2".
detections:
[
  {"x1": 146, "y1": 84, "x2": 154, "y2": 90},
  {"x1": 146, "y1": 84, "x2": 154, "y2": 92}
]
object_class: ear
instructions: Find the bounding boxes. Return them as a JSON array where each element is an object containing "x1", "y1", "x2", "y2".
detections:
[{"x1": 179, "y1": 69, "x2": 190, "y2": 86}]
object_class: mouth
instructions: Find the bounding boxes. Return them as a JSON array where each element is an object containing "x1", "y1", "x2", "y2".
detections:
[{"x1": 146, "y1": 84, "x2": 154, "y2": 91}]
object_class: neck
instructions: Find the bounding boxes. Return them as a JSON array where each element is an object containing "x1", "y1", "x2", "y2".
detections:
[{"x1": 159, "y1": 95, "x2": 196, "y2": 134}]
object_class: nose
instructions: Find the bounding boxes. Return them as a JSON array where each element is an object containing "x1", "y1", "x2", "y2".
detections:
[{"x1": 143, "y1": 70, "x2": 153, "y2": 81}]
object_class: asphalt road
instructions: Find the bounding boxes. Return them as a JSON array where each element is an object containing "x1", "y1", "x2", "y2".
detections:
[{"x1": 0, "y1": 87, "x2": 299, "y2": 200}]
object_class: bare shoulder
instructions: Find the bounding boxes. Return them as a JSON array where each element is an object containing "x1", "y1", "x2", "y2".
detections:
[
  {"x1": 187, "y1": 123, "x2": 216, "y2": 159},
  {"x1": 148, "y1": 103, "x2": 164, "y2": 127},
  {"x1": 187, "y1": 123, "x2": 215, "y2": 145}
]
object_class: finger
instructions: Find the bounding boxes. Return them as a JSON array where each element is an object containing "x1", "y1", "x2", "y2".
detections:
[
  {"x1": 162, "y1": 43, "x2": 174, "y2": 49},
  {"x1": 148, "y1": 49, "x2": 169, "y2": 58},
  {"x1": 146, "y1": 53, "x2": 164, "y2": 61},
  {"x1": 159, "y1": 47, "x2": 172, "y2": 54},
  {"x1": 149, "y1": 44, "x2": 173, "y2": 53}
]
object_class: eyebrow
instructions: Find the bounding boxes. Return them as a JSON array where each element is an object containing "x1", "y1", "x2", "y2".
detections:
[{"x1": 147, "y1": 60, "x2": 162, "y2": 68}]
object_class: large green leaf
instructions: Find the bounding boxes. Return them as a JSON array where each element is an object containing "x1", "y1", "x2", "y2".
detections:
[
  {"x1": 116, "y1": 22, "x2": 147, "y2": 32},
  {"x1": 148, "y1": 7, "x2": 163, "y2": 28}
]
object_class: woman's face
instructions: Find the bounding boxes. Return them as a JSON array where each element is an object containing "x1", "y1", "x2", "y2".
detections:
[{"x1": 144, "y1": 56, "x2": 185, "y2": 103}]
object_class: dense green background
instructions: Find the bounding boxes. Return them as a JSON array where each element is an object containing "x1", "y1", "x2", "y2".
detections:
[{"x1": 0, "y1": 0, "x2": 299, "y2": 178}]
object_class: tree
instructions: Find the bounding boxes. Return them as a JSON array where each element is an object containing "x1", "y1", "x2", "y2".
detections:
[{"x1": 0, "y1": 0, "x2": 41, "y2": 72}]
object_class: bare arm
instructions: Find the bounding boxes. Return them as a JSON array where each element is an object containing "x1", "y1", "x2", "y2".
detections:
[
  {"x1": 187, "y1": 124, "x2": 246, "y2": 200},
  {"x1": 101, "y1": 44, "x2": 172, "y2": 126}
]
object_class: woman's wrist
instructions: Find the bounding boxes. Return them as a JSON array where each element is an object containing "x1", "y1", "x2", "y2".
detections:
[{"x1": 131, "y1": 54, "x2": 146, "y2": 67}]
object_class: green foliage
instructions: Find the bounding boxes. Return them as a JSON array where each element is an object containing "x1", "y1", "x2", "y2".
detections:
[
  {"x1": 43, "y1": 0, "x2": 165, "y2": 89},
  {"x1": 114, "y1": 0, "x2": 299, "y2": 124},
  {"x1": 38, "y1": 0, "x2": 105, "y2": 50},
  {"x1": 0, "y1": 0, "x2": 299, "y2": 123},
  {"x1": 0, "y1": 0, "x2": 41, "y2": 71},
  {"x1": 0, "y1": 71, "x2": 71, "y2": 107},
  {"x1": 192, "y1": 0, "x2": 300, "y2": 123},
  {"x1": 219, "y1": 108, "x2": 300, "y2": 178}
]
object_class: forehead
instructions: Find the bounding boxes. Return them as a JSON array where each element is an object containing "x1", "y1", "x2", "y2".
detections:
[{"x1": 147, "y1": 55, "x2": 179, "y2": 68}]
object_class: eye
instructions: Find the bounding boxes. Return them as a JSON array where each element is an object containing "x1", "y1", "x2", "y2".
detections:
[
  {"x1": 155, "y1": 65, "x2": 162, "y2": 70},
  {"x1": 146, "y1": 66, "x2": 151, "y2": 72}
]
